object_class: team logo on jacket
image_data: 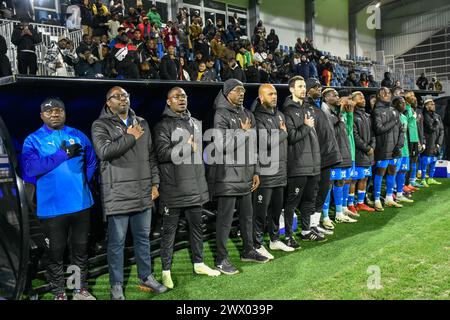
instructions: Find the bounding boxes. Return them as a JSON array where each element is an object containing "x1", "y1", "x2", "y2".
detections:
[
  {"x1": 295, "y1": 112, "x2": 300, "y2": 117},
  {"x1": 44, "y1": 238, "x2": 50, "y2": 248},
  {"x1": 295, "y1": 187, "x2": 300, "y2": 196},
  {"x1": 231, "y1": 118, "x2": 237, "y2": 124},
  {"x1": 267, "y1": 118, "x2": 273, "y2": 124},
  {"x1": 69, "y1": 139, "x2": 75, "y2": 145},
  {"x1": 164, "y1": 206, "x2": 169, "y2": 215},
  {"x1": 257, "y1": 195, "x2": 263, "y2": 204},
  {"x1": 47, "y1": 141, "x2": 56, "y2": 146}
]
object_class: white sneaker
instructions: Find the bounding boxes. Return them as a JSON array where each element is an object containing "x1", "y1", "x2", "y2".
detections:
[
  {"x1": 256, "y1": 245, "x2": 274, "y2": 260},
  {"x1": 316, "y1": 225, "x2": 333, "y2": 235},
  {"x1": 194, "y1": 263, "x2": 221, "y2": 277},
  {"x1": 322, "y1": 217, "x2": 335, "y2": 230},
  {"x1": 396, "y1": 195, "x2": 414, "y2": 203},
  {"x1": 162, "y1": 270, "x2": 174, "y2": 289},
  {"x1": 385, "y1": 199, "x2": 403, "y2": 208},
  {"x1": 335, "y1": 214, "x2": 357, "y2": 223},
  {"x1": 269, "y1": 240, "x2": 295, "y2": 252}
]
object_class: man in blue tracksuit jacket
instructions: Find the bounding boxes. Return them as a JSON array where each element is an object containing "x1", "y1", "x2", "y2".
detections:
[{"x1": 22, "y1": 97, "x2": 97, "y2": 300}]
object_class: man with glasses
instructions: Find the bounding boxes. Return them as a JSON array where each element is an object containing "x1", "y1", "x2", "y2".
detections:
[
  {"x1": 154, "y1": 87, "x2": 220, "y2": 289},
  {"x1": 22, "y1": 98, "x2": 97, "y2": 300},
  {"x1": 92, "y1": 86, "x2": 167, "y2": 299}
]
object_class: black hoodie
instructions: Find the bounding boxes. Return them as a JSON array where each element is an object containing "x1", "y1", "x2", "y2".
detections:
[
  {"x1": 252, "y1": 99, "x2": 288, "y2": 188},
  {"x1": 91, "y1": 106, "x2": 160, "y2": 216},
  {"x1": 423, "y1": 109, "x2": 444, "y2": 156},
  {"x1": 207, "y1": 91, "x2": 259, "y2": 197},
  {"x1": 154, "y1": 107, "x2": 209, "y2": 208},
  {"x1": 353, "y1": 106, "x2": 376, "y2": 167},
  {"x1": 281, "y1": 96, "x2": 321, "y2": 177}
]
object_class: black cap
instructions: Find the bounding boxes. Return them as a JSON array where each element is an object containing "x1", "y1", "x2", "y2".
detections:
[
  {"x1": 306, "y1": 78, "x2": 321, "y2": 91},
  {"x1": 40, "y1": 98, "x2": 65, "y2": 112},
  {"x1": 223, "y1": 79, "x2": 244, "y2": 96}
]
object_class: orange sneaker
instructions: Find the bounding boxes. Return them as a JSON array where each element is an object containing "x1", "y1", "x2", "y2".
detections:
[{"x1": 356, "y1": 203, "x2": 375, "y2": 212}]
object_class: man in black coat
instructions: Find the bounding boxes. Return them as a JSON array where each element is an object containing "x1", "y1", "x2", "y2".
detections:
[
  {"x1": 352, "y1": 91, "x2": 376, "y2": 212},
  {"x1": 372, "y1": 87, "x2": 404, "y2": 211},
  {"x1": 0, "y1": 35, "x2": 12, "y2": 77},
  {"x1": 91, "y1": 86, "x2": 167, "y2": 299},
  {"x1": 159, "y1": 45, "x2": 179, "y2": 80},
  {"x1": 420, "y1": 99, "x2": 444, "y2": 186},
  {"x1": 154, "y1": 87, "x2": 220, "y2": 288},
  {"x1": 281, "y1": 76, "x2": 325, "y2": 247},
  {"x1": 221, "y1": 58, "x2": 246, "y2": 83},
  {"x1": 11, "y1": 21, "x2": 41, "y2": 75},
  {"x1": 209, "y1": 79, "x2": 268, "y2": 275},
  {"x1": 252, "y1": 84, "x2": 293, "y2": 258}
]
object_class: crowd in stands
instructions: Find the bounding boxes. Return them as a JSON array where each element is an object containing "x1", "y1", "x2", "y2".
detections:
[{"x1": 0, "y1": 0, "x2": 443, "y2": 91}]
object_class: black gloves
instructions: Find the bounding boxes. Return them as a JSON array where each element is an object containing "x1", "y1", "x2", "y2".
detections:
[{"x1": 60, "y1": 140, "x2": 83, "y2": 159}]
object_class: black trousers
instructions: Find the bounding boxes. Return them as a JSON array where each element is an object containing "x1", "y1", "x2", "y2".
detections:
[
  {"x1": 284, "y1": 175, "x2": 320, "y2": 237},
  {"x1": 315, "y1": 167, "x2": 332, "y2": 213},
  {"x1": 160, "y1": 206, "x2": 204, "y2": 271},
  {"x1": 40, "y1": 208, "x2": 90, "y2": 294},
  {"x1": 17, "y1": 51, "x2": 37, "y2": 75},
  {"x1": 216, "y1": 194, "x2": 253, "y2": 262},
  {"x1": 252, "y1": 186, "x2": 284, "y2": 247}
]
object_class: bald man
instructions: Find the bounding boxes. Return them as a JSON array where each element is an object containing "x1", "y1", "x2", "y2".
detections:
[
  {"x1": 92, "y1": 86, "x2": 167, "y2": 300},
  {"x1": 252, "y1": 84, "x2": 293, "y2": 256}
]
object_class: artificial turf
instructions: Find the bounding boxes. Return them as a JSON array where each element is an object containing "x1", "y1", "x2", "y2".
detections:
[{"x1": 41, "y1": 179, "x2": 450, "y2": 300}]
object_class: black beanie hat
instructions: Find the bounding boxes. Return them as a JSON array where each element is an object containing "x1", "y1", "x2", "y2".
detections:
[
  {"x1": 40, "y1": 97, "x2": 65, "y2": 112},
  {"x1": 223, "y1": 78, "x2": 244, "y2": 96}
]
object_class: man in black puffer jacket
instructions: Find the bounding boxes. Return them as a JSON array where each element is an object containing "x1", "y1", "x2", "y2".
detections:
[
  {"x1": 154, "y1": 87, "x2": 220, "y2": 289},
  {"x1": 420, "y1": 99, "x2": 444, "y2": 186},
  {"x1": 305, "y1": 79, "x2": 342, "y2": 235},
  {"x1": 352, "y1": 91, "x2": 376, "y2": 212},
  {"x1": 252, "y1": 84, "x2": 292, "y2": 258},
  {"x1": 372, "y1": 87, "x2": 404, "y2": 211},
  {"x1": 320, "y1": 88, "x2": 356, "y2": 226},
  {"x1": 281, "y1": 76, "x2": 324, "y2": 247},
  {"x1": 92, "y1": 86, "x2": 166, "y2": 299},
  {"x1": 209, "y1": 79, "x2": 268, "y2": 275}
]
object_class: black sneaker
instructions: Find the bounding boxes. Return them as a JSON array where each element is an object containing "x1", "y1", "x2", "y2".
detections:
[
  {"x1": 300, "y1": 229, "x2": 327, "y2": 242},
  {"x1": 138, "y1": 274, "x2": 168, "y2": 294},
  {"x1": 240, "y1": 249, "x2": 269, "y2": 263},
  {"x1": 283, "y1": 236, "x2": 301, "y2": 250},
  {"x1": 215, "y1": 258, "x2": 240, "y2": 275}
]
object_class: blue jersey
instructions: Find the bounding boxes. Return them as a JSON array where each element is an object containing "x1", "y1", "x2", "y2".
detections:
[{"x1": 22, "y1": 125, "x2": 97, "y2": 219}]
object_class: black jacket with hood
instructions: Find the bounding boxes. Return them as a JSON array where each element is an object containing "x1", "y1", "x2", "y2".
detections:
[
  {"x1": 91, "y1": 106, "x2": 160, "y2": 216},
  {"x1": 207, "y1": 91, "x2": 259, "y2": 197},
  {"x1": 281, "y1": 96, "x2": 321, "y2": 177},
  {"x1": 252, "y1": 99, "x2": 288, "y2": 188},
  {"x1": 153, "y1": 107, "x2": 209, "y2": 208},
  {"x1": 320, "y1": 101, "x2": 351, "y2": 168},
  {"x1": 353, "y1": 106, "x2": 376, "y2": 167},
  {"x1": 423, "y1": 109, "x2": 444, "y2": 156},
  {"x1": 372, "y1": 100, "x2": 404, "y2": 160}
]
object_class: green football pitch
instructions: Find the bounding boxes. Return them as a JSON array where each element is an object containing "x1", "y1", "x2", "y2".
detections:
[{"x1": 42, "y1": 179, "x2": 450, "y2": 300}]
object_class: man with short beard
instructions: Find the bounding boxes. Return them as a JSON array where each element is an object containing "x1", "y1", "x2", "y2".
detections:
[
  {"x1": 154, "y1": 87, "x2": 220, "y2": 289},
  {"x1": 92, "y1": 86, "x2": 167, "y2": 300},
  {"x1": 252, "y1": 84, "x2": 293, "y2": 258}
]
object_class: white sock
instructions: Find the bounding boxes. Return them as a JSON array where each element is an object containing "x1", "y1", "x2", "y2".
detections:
[
  {"x1": 335, "y1": 212, "x2": 344, "y2": 218},
  {"x1": 301, "y1": 230, "x2": 311, "y2": 235},
  {"x1": 396, "y1": 192, "x2": 403, "y2": 198},
  {"x1": 162, "y1": 270, "x2": 171, "y2": 275},
  {"x1": 386, "y1": 195, "x2": 394, "y2": 202}
]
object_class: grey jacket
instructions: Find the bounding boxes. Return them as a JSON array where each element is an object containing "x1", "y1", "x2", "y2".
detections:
[{"x1": 91, "y1": 106, "x2": 160, "y2": 216}]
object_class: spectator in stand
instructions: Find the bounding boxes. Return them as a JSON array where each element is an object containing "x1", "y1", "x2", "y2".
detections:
[
  {"x1": 109, "y1": 0, "x2": 123, "y2": 16},
  {"x1": 188, "y1": 51, "x2": 204, "y2": 79},
  {"x1": 44, "y1": 36, "x2": 78, "y2": 77},
  {"x1": 205, "y1": 57, "x2": 218, "y2": 81},
  {"x1": 343, "y1": 70, "x2": 359, "y2": 87},
  {"x1": 266, "y1": 29, "x2": 279, "y2": 53},
  {"x1": 0, "y1": 34, "x2": 12, "y2": 77},
  {"x1": 428, "y1": 77, "x2": 442, "y2": 92},
  {"x1": 110, "y1": 32, "x2": 140, "y2": 79},
  {"x1": 76, "y1": 43, "x2": 103, "y2": 78},
  {"x1": 296, "y1": 53, "x2": 315, "y2": 80},
  {"x1": 147, "y1": 4, "x2": 162, "y2": 28},
  {"x1": 321, "y1": 57, "x2": 333, "y2": 87},
  {"x1": 216, "y1": 19, "x2": 227, "y2": 43},
  {"x1": 138, "y1": 16, "x2": 153, "y2": 41},
  {"x1": 106, "y1": 13, "x2": 120, "y2": 39},
  {"x1": 92, "y1": 5, "x2": 109, "y2": 37},
  {"x1": 92, "y1": 0, "x2": 109, "y2": 16},
  {"x1": 194, "y1": 33, "x2": 210, "y2": 60},
  {"x1": 177, "y1": 17, "x2": 190, "y2": 60},
  {"x1": 359, "y1": 72, "x2": 369, "y2": 87},
  {"x1": 163, "y1": 21, "x2": 178, "y2": 51},
  {"x1": 416, "y1": 73, "x2": 429, "y2": 90},
  {"x1": 222, "y1": 57, "x2": 246, "y2": 82},
  {"x1": 160, "y1": 45, "x2": 179, "y2": 80},
  {"x1": 189, "y1": 17, "x2": 203, "y2": 54},
  {"x1": 11, "y1": 20, "x2": 42, "y2": 75},
  {"x1": 236, "y1": 45, "x2": 250, "y2": 70},
  {"x1": 66, "y1": 1, "x2": 81, "y2": 31},
  {"x1": 178, "y1": 56, "x2": 190, "y2": 81},
  {"x1": 142, "y1": 38, "x2": 161, "y2": 73},
  {"x1": 203, "y1": 19, "x2": 217, "y2": 41},
  {"x1": 381, "y1": 71, "x2": 394, "y2": 88},
  {"x1": 368, "y1": 74, "x2": 379, "y2": 88},
  {"x1": 80, "y1": 0, "x2": 94, "y2": 36},
  {"x1": 394, "y1": 80, "x2": 401, "y2": 87},
  {"x1": 139, "y1": 61, "x2": 159, "y2": 79},
  {"x1": 253, "y1": 20, "x2": 266, "y2": 40},
  {"x1": 125, "y1": 7, "x2": 139, "y2": 25},
  {"x1": 295, "y1": 38, "x2": 305, "y2": 55}
]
